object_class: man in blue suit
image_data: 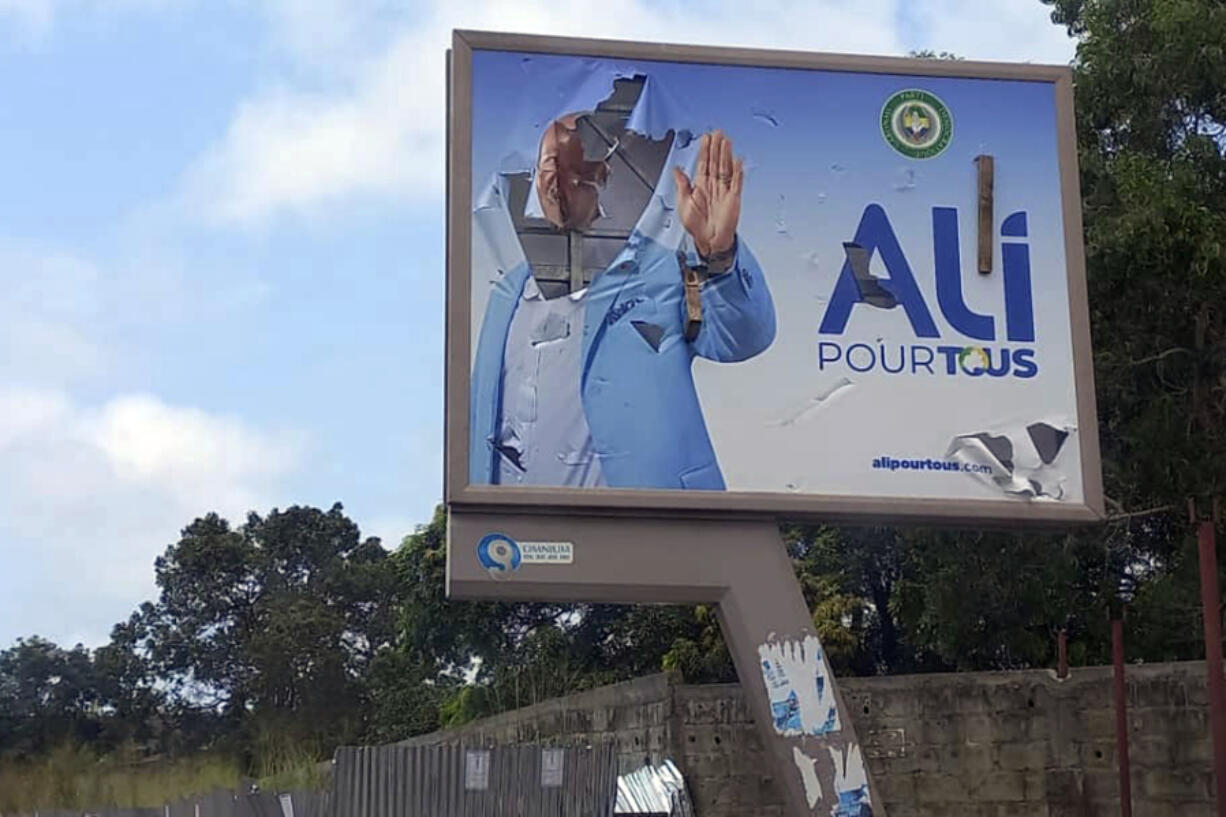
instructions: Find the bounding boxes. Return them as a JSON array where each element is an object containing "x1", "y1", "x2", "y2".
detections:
[{"x1": 470, "y1": 94, "x2": 775, "y2": 491}]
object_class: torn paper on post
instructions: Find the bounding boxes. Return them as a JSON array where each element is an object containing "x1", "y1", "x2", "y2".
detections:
[
  {"x1": 828, "y1": 743, "x2": 872, "y2": 816},
  {"x1": 758, "y1": 635, "x2": 841, "y2": 737}
]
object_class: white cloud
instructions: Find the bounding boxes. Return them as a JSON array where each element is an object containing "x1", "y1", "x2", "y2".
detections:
[
  {"x1": 0, "y1": 0, "x2": 1079, "y2": 222},
  {"x1": 0, "y1": 0, "x2": 52, "y2": 36},
  {"x1": 182, "y1": 0, "x2": 904, "y2": 224},
  {"x1": 89, "y1": 394, "x2": 301, "y2": 509},
  {"x1": 0, "y1": 385, "x2": 302, "y2": 646},
  {"x1": 254, "y1": 0, "x2": 410, "y2": 70},
  {"x1": 0, "y1": 238, "x2": 299, "y2": 646},
  {"x1": 184, "y1": 0, "x2": 1076, "y2": 225},
  {"x1": 0, "y1": 234, "x2": 289, "y2": 647},
  {"x1": 362, "y1": 515, "x2": 416, "y2": 550},
  {"x1": 0, "y1": 245, "x2": 108, "y2": 384},
  {"x1": 0, "y1": 385, "x2": 72, "y2": 448},
  {"x1": 184, "y1": 76, "x2": 432, "y2": 224},
  {"x1": 0, "y1": 0, "x2": 187, "y2": 40},
  {"x1": 915, "y1": 0, "x2": 1074, "y2": 63}
]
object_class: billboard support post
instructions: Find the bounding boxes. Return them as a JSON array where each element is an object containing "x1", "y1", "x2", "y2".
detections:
[
  {"x1": 448, "y1": 509, "x2": 882, "y2": 816},
  {"x1": 1192, "y1": 497, "x2": 1226, "y2": 817}
]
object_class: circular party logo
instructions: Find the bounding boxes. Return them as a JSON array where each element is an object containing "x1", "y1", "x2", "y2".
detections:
[
  {"x1": 958, "y1": 346, "x2": 991, "y2": 375},
  {"x1": 881, "y1": 89, "x2": 953, "y2": 159}
]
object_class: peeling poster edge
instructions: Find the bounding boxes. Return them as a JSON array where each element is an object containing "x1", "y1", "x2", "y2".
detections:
[
  {"x1": 792, "y1": 747, "x2": 822, "y2": 809},
  {"x1": 758, "y1": 635, "x2": 841, "y2": 738},
  {"x1": 829, "y1": 743, "x2": 872, "y2": 814},
  {"x1": 947, "y1": 418, "x2": 1078, "y2": 501}
]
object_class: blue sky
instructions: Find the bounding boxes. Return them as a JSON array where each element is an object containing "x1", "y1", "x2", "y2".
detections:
[{"x1": 0, "y1": 0, "x2": 1076, "y2": 648}]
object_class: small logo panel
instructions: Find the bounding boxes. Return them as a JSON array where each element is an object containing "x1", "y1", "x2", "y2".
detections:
[
  {"x1": 476, "y1": 534, "x2": 575, "y2": 579},
  {"x1": 881, "y1": 89, "x2": 953, "y2": 159},
  {"x1": 477, "y1": 533, "x2": 522, "y2": 578}
]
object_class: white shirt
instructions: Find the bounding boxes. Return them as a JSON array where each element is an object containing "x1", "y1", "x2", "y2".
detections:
[{"x1": 495, "y1": 277, "x2": 606, "y2": 487}]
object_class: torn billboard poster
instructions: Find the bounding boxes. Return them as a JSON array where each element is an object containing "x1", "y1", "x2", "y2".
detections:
[
  {"x1": 758, "y1": 635, "x2": 840, "y2": 738},
  {"x1": 453, "y1": 34, "x2": 1100, "y2": 521}
]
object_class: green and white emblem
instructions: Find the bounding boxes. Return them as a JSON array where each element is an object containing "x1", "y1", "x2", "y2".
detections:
[{"x1": 881, "y1": 89, "x2": 953, "y2": 159}]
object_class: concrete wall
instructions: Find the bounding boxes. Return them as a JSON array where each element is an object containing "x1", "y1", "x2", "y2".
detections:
[
  {"x1": 399, "y1": 673, "x2": 683, "y2": 774},
  {"x1": 402, "y1": 661, "x2": 1219, "y2": 816}
]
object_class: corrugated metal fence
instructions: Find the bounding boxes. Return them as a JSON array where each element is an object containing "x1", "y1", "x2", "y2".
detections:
[
  {"x1": 330, "y1": 742, "x2": 619, "y2": 817},
  {"x1": 19, "y1": 810, "x2": 162, "y2": 817},
  {"x1": 615, "y1": 760, "x2": 694, "y2": 817},
  {"x1": 15, "y1": 743, "x2": 620, "y2": 817}
]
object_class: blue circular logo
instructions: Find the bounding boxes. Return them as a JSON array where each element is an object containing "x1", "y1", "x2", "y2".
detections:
[{"x1": 477, "y1": 533, "x2": 522, "y2": 577}]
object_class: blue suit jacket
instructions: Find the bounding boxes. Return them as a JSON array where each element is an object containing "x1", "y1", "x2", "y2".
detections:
[{"x1": 469, "y1": 119, "x2": 776, "y2": 490}]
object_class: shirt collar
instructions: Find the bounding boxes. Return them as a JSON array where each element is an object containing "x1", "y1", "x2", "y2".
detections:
[{"x1": 520, "y1": 276, "x2": 589, "y2": 302}]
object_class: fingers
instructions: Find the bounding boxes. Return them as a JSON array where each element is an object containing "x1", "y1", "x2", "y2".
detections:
[
  {"x1": 693, "y1": 130, "x2": 743, "y2": 195},
  {"x1": 705, "y1": 131, "x2": 723, "y2": 187},
  {"x1": 672, "y1": 166, "x2": 694, "y2": 200},
  {"x1": 696, "y1": 133, "x2": 711, "y2": 186},
  {"x1": 719, "y1": 133, "x2": 733, "y2": 185}
]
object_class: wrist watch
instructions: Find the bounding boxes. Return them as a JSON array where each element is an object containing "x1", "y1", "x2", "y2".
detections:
[
  {"x1": 678, "y1": 237, "x2": 738, "y2": 342},
  {"x1": 701, "y1": 237, "x2": 738, "y2": 274}
]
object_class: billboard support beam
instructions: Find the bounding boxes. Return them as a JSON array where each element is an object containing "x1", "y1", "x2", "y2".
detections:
[{"x1": 448, "y1": 509, "x2": 883, "y2": 816}]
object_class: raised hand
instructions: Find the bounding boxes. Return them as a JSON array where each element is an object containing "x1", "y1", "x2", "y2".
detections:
[{"x1": 671, "y1": 130, "x2": 744, "y2": 258}]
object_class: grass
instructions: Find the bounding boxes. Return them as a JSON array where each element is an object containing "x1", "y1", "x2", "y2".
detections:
[
  {"x1": 0, "y1": 745, "x2": 240, "y2": 813},
  {"x1": 252, "y1": 732, "x2": 331, "y2": 794},
  {"x1": 0, "y1": 742, "x2": 327, "y2": 814}
]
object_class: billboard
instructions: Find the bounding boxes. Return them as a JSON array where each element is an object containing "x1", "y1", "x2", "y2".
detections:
[{"x1": 447, "y1": 31, "x2": 1103, "y2": 524}]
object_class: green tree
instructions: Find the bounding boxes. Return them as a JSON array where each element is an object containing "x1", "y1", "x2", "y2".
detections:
[
  {"x1": 92, "y1": 610, "x2": 164, "y2": 751},
  {"x1": 143, "y1": 503, "x2": 395, "y2": 758},
  {"x1": 0, "y1": 637, "x2": 101, "y2": 756},
  {"x1": 386, "y1": 507, "x2": 611, "y2": 728},
  {"x1": 381, "y1": 507, "x2": 734, "y2": 731},
  {"x1": 1039, "y1": 0, "x2": 1226, "y2": 658},
  {"x1": 1041, "y1": 0, "x2": 1226, "y2": 510}
]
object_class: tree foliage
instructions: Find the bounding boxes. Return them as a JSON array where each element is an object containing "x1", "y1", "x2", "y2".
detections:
[
  {"x1": 389, "y1": 507, "x2": 732, "y2": 725},
  {"x1": 142, "y1": 504, "x2": 396, "y2": 752},
  {"x1": 1046, "y1": 0, "x2": 1226, "y2": 510},
  {"x1": 1042, "y1": 0, "x2": 1226, "y2": 654}
]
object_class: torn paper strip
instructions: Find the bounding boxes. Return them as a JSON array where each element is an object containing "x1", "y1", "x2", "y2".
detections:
[
  {"x1": 758, "y1": 635, "x2": 841, "y2": 737},
  {"x1": 792, "y1": 747, "x2": 822, "y2": 809},
  {"x1": 829, "y1": 743, "x2": 872, "y2": 817}
]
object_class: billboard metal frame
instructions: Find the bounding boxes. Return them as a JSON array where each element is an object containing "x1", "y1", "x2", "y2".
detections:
[{"x1": 446, "y1": 29, "x2": 1103, "y2": 526}]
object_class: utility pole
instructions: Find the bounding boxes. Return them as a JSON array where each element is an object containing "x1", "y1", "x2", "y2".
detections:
[{"x1": 1192, "y1": 497, "x2": 1226, "y2": 817}]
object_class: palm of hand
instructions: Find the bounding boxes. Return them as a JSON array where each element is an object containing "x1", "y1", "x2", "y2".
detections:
[{"x1": 672, "y1": 130, "x2": 744, "y2": 258}]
